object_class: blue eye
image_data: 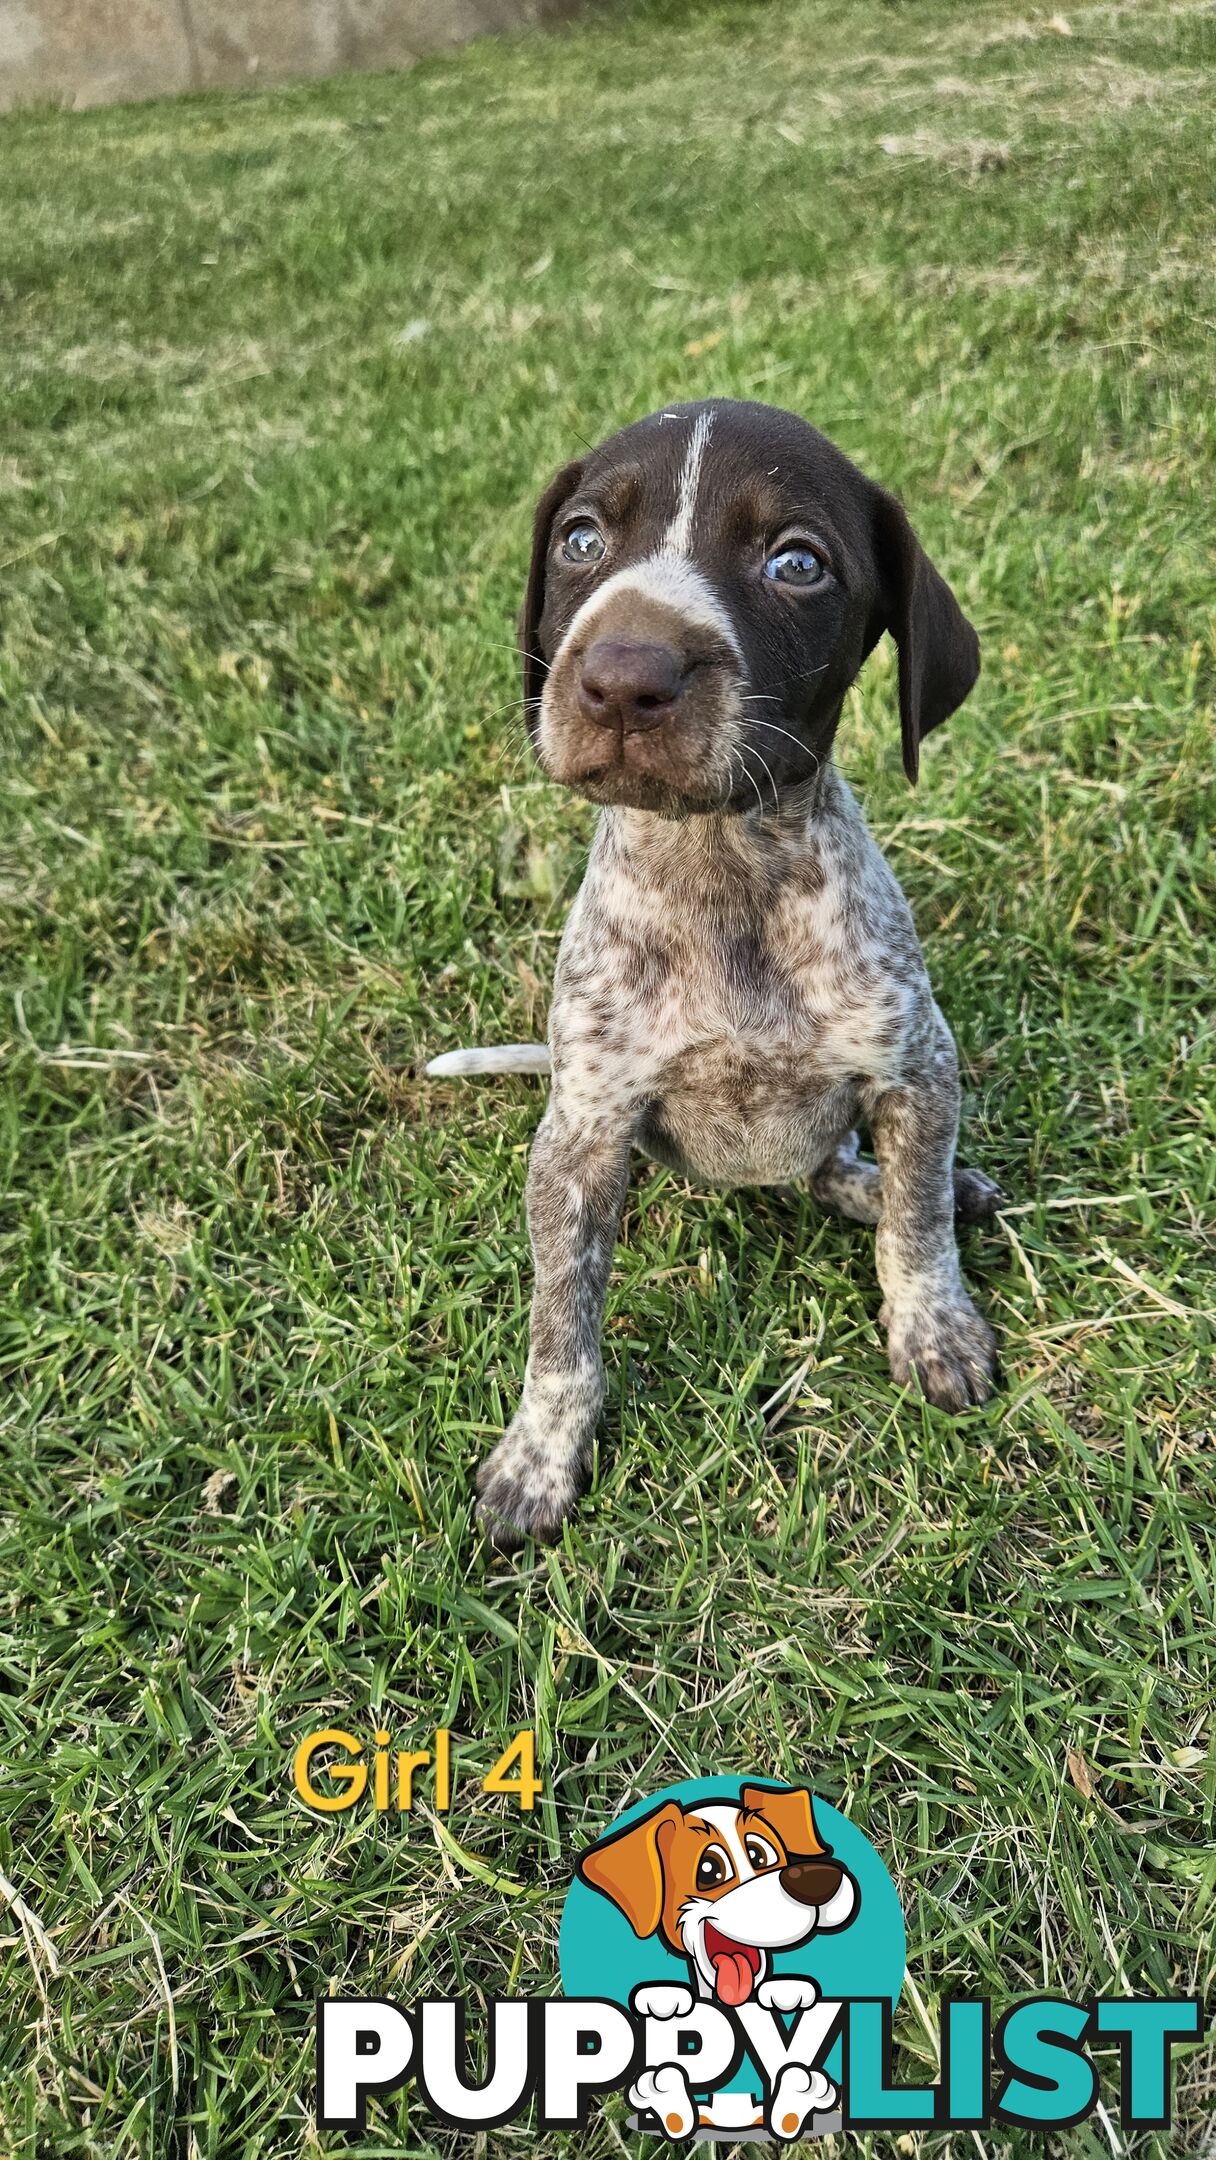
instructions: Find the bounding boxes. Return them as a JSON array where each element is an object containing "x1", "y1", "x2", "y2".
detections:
[
  {"x1": 562, "y1": 522, "x2": 606, "y2": 565},
  {"x1": 764, "y1": 543, "x2": 825, "y2": 587}
]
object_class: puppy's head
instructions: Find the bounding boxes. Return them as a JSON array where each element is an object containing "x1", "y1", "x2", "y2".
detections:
[
  {"x1": 577, "y1": 1785, "x2": 858, "y2": 2006},
  {"x1": 520, "y1": 399, "x2": 979, "y2": 818}
]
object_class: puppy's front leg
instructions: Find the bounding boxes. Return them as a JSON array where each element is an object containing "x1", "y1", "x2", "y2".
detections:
[
  {"x1": 476, "y1": 1103, "x2": 631, "y2": 1550},
  {"x1": 867, "y1": 1016, "x2": 997, "y2": 1412}
]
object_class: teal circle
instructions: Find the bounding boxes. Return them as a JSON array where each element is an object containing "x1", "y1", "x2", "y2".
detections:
[{"x1": 559, "y1": 1777, "x2": 904, "y2": 2095}]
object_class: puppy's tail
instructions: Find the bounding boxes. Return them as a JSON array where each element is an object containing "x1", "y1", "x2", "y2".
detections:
[{"x1": 425, "y1": 1044, "x2": 551, "y2": 1078}]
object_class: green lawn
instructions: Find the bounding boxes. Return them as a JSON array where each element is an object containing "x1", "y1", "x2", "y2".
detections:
[{"x1": 1, "y1": 0, "x2": 1214, "y2": 2151}]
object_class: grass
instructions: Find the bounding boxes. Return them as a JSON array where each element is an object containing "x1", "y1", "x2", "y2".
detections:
[{"x1": 1, "y1": 0, "x2": 1214, "y2": 2151}]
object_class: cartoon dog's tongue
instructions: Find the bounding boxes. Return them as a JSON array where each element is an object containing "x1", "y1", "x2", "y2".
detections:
[
  {"x1": 713, "y1": 1950, "x2": 756, "y2": 2005},
  {"x1": 704, "y1": 1924, "x2": 761, "y2": 2005}
]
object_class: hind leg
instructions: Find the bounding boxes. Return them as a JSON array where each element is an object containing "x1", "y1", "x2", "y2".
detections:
[
  {"x1": 809, "y1": 1131, "x2": 883, "y2": 1222},
  {"x1": 953, "y1": 1163, "x2": 1005, "y2": 1223},
  {"x1": 810, "y1": 1133, "x2": 1003, "y2": 1226}
]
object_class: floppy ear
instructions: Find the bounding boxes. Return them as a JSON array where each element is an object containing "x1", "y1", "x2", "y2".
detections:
[
  {"x1": 519, "y1": 457, "x2": 585, "y2": 724},
  {"x1": 741, "y1": 1784, "x2": 827, "y2": 1860},
  {"x1": 871, "y1": 491, "x2": 980, "y2": 785},
  {"x1": 576, "y1": 1801, "x2": 682, "y2": 1938}
]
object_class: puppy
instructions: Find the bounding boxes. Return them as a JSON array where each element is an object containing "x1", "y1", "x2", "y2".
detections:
[
  {"x1": 428, "y1": 399, "x2": 1002, "y2": 1549},
  {"x1": 578, "y1": 1784, "x2": 856, "y2": 2137}
]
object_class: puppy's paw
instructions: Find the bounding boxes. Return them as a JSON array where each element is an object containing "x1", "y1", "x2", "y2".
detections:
[
  {"x1": 475, "y1": 1421, "x2": 586, "y2": 1552},
  {"x1": 757, "y1": 1974, "x2": 819, "y2": 2013},
  {"x1": 884, "y1": 1292, "x2": 998, "y2": 1412},
  {"x1": 630, "y1": 2065, "x2": 696, "y2": 2139},
  {"x1": 769, "y1": 2065, "x2": 836, "y2": 2141},
  {"x1": 633, "y1": 1984, "x2": 695, "y2": 2020},
  {"x1": 953, "y1": 1165, "x2": 1005, "y2": 1224}
]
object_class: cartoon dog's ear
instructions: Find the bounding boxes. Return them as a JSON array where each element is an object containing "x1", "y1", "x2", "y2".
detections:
[
  {"x1": 519, "y1": 457, "x2": 585, "y2": 724},
  {"x1": 741, "y1": 1784, "x2": 827, "y2": 1860},
  {"x1": 577, "y1": 1802, "x2": 683, "y2": 1938},
  {"x1": 870, "y1": 490, "x2": 980, "y2": 786}
]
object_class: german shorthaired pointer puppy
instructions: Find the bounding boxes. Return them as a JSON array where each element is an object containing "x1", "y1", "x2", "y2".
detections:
[{"x1": 428, "y1": 400, "x2": 1001, "y2": 1549}]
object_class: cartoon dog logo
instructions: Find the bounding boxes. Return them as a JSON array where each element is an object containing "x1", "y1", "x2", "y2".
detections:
[{"x1": 577, "y1": 1784, "x2": 859, "y2": 2138}]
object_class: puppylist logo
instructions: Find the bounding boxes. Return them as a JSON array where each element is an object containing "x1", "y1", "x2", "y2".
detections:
[{"x1": 315, "y1": 1776, "x2": 1204, "y2": 2140}]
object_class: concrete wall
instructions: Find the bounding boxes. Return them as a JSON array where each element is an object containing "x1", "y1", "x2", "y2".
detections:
[{"x1": 0, "y1": 0, "x2": 582, "y2": 111}]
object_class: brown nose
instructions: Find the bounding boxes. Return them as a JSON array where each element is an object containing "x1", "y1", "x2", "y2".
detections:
[
  {"x1": 577, "y1": 638, "x2": 688, "y2": 735},
  {"x1": 779, "y1": 1858, "x2": 844, "y2": 1906}
]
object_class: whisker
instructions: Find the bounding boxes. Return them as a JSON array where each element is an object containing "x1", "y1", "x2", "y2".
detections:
[
  {"x1": 741, "y1": 740, "x2": 779, "y2": 814},
  {"x1": 742, "y1": 716, "x2": 808, "y2": 756},
  {"x1": 734, "y1": 747, "x2": 766, "y2": 821},
  {"x1": 490, "y1": 711, "x2": 536, "y2": 784},
  {"x1": 472, "y1": 637, "x2": 549, "y2": 669},
  {"x1": 738, "y1": 665, "x2": 827, "y2": 700},
  {"x1": 503, "y1": 731, "x2": 538, "y2": 784},
  {"x1": 480, "y1": 694, "x2": 531, "y2": 723},
  {"x1": 745, "y1": 719, "x2": 821, "y2": 782}
]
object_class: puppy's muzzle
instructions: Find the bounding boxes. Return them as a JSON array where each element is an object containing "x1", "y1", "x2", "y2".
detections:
[
  {"x1": 577, "y1": 637, "x2": 689, "y2": 737},
  {"x1": 779, "y1": 1857, "x2": 845, "y2": 1905}
]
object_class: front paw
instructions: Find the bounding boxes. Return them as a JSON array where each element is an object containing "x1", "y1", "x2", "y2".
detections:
[
  {"x1": 769, "y1": 2065, "x2": 837, "y2": 2140},
  {"x1": 884, "y1": 1292, "x2": 998, "y2": 1411},
  {"x1": 475, "y1": 1420, "x2": 588, "y2": 1552},
  {"x1": 633, "y1": 1984, "x2": 695, "y2": 2020},
  {"x1": 630, "y1": 2066, "x2": 696, "y2": 2139},
  {"x1": 757, "y1": 1975, "x2": 819, "y2": 2013}
]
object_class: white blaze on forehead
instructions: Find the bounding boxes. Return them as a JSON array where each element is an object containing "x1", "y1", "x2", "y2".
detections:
[
  {"x1": 663, "y1": 407, "x2": 716, "y2": 557},
  {"x1": 549, "y1": 552, "x2": 744, "y2": 674},
  {"x1": 695, "y1": 1804, "x2": 755, "y2": 1879}
]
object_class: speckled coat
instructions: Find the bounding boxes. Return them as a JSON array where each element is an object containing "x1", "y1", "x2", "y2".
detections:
[{"x1": 428, "y1": 400, "x2": 1001, "y2": 1548}]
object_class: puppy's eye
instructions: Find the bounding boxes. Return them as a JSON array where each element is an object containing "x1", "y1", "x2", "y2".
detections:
[
  {"x1": 696, "y1": 1845, "x2": 731, "y2": 1891},
  {"x1": 745, "y1": 1835, "x2": 778, "y2": 1871},
  {"x1": 763, "y1": 543, "x2": 825, "y2": 588},
  {"x1": 562, "y1": 522, "x2": 606, "y2": 565}
]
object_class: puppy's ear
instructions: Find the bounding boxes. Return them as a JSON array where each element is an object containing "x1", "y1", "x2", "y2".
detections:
[
  {"x1": 519, "y1": 458, "x2": 585, "y2": 722},
  {"x1": 741, "y1": 1783, "x2": 827, "y2": 1861},
  {"x1": 577, "y1": 1801, "x2": 682, "y2": 1938},
  {"x1": 870, "y1": 492, "x2": 980, "y2": 784}
]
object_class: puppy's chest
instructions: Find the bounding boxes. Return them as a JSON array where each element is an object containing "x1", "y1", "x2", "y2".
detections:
[{"x1": 556, "y1": 871, "x2": 913, "y2": 1091}]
